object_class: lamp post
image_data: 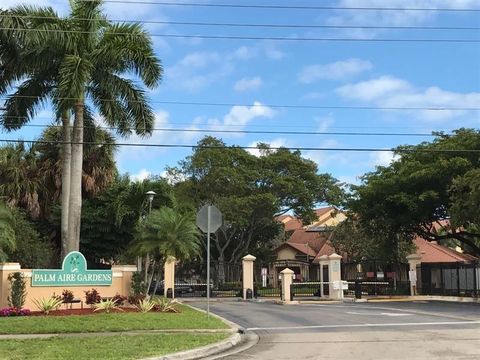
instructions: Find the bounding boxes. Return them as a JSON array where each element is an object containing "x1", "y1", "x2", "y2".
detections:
[{"x1": 143, "y1": 191, "x2": 156, "y2": 284}]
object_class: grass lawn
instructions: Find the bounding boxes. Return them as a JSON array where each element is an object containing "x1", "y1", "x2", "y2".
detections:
[
  {"x1": 0, "y1": 333, "x2": 230, "y2": 360},
  {"x1": 0, "y1": 305, "x2": 228, "y2": 334}
]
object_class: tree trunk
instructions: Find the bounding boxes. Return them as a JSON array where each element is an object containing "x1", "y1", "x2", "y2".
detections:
[
  {"x1": 60, "y1": 113, "x2": 72, "y2": 260},
  {"x1": 218, "y1": 254, "x2": 226, "y2": 284},
  {"x1": 67, "y1": 101, "x2": 84, "y2": 252}
]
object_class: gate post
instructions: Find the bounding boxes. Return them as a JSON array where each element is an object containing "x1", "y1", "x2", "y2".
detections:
[
  {"x1": 242, "y1": 254, "x2": 256, "y2": 300},
  {"x1": 328, "y1": 253, "x2": 343, "y2": 300},
  {"x1": 164, "y1": 256, "x2": 176, "y2": 299},
  {"x1": 280, "y1": 268, "x2": 294, "y2": 303},
  {"x1": 406, "y1": 254, "x2": 421, "y2": 296},
  {"x1": 318, "y1": 255, "x2": 329, "y2": 298}
]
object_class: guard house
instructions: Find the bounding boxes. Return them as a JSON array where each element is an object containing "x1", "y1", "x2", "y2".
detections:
[{"x1": 270, "y1": 207, "x2": 346, "y2": 287}]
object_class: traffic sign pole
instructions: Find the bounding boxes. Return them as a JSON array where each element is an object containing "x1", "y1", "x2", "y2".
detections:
[{"x1": 207, "y1": 205, "x2": 211, "y2": 318}]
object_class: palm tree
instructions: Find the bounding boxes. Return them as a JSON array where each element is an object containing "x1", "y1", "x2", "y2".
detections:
[
  {"x1": 0, "y1": 202, "x2": 16, "y2": 262},
  {"x1": 0, "y1": 144, "x2": 45, "y2": 219},
  {"x1": 132, "y1": 208, "x2": 201, "y2": 294},
  {"x1": 0, "y1": 1, "x2": 161, "y2": 256}
]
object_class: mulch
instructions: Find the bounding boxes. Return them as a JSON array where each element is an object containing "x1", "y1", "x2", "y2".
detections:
[{"x1": 29, "y1": 307, "x2": 138, "y2": 316}]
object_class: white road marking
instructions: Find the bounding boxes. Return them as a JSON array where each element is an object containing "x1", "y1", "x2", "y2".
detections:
[
  {"x1": 346, "y1": 311, "x2": 412, "y2": 317},
  {"x1": 247, "y1": 320, "x2": 480, "y2": 331}
]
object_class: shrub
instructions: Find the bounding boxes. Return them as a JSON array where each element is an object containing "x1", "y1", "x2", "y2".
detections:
[
  {"x1": 127, "y1": 294, "x2": 146, "y2": 306},
  {"x1": 85, "y1": 289, "x2": 101, "y2": 305},
  {"x1": 7, "y1": 272, "x2": 26, "y2": 309},
  {"x1": 136, "y1": 298, "x2": 155, "y2": 313},
  {"x1": 0, "y1": 307, "x2": 31, "y2": 317},
  {"x1": 93, "y1": 299, "x2": 124, "y2": 314},
  {"x1": 153, "y1": 297, "x2": 179, "y2": 313},
  {"x1": 112, "y1": 294, "x2": 127, "y2": 306},
  {"x1": 130, "y1": 272, "x2": 146, "y2": 296},
  {"x1": 61, "y1": 289, "x2": 74, "y2": 303},
  {"x1": 32, "y1": 297, "x2": 63, "y2": 315}
]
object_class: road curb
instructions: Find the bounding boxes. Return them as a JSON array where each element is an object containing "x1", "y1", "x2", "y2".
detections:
[{"x1": 142, "y1": 332, "x2": 242, "y2": 360}]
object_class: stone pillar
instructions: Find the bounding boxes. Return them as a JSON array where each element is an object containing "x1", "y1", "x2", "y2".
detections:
[
  {"x1": 0, "y1": 263, "x2": 21, "y2": 308},
  {"x1": 242, "y1": 254, "x2": 256, "y2": 300},
  {"x1": 406, "y1": 254, "x2": 422, "y2": 296},
  {"x1": 280, "y1": 268, "x2": 294, "y2": 303},
  {"x1": 318, "y1": 255, "x2": 329, "y2": 298},
  {"x1": 328, "y1": 253, "x2": 343, "y2": 300},
  {"x1": 164, "y1": 257, "x2": 176, "y2": 299}
]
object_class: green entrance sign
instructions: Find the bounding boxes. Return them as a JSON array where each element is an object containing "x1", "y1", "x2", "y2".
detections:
[{"x1": 32, "y1": 251, "x2": 113, "y2": 287}]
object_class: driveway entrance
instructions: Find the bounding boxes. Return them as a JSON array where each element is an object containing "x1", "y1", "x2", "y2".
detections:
[{"x1": 191, "y1": 300, "x2": 480, "y2": 359}]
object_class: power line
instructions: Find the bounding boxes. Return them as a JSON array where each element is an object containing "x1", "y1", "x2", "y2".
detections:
[
  {"x1": 2, "y1": 14, "x2": 479, "y2": 31},
  {"x1": 1, "y1": 27, "x2": 479, "y2": 43},
  {"x1": 1, "y1": 95, "x2": 479, "y2": 111},
  {"x1": 2, "y1": 138, "x2": 480, "y2": 153},
  {"x1": 81, "y1": 1, "x2": 480, "y2": 12},
  {"x1": 0, "y1": 121, "x2": 441, "y2": 137}
]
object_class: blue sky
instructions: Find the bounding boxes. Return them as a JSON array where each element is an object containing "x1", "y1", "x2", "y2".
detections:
[{"x1": 2, "y1": 0, "x2": 480, "y2": 185}]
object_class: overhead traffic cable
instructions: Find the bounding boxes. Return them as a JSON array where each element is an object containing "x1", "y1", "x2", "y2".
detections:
[
  {"x1": 2, "y1": 14, "x2": 479, "y2": 31},
  {"x1": 1, "y1": 95, "x2": 479, "y2": 112},
  {"x1": 2, "y1": 138, "x2": 479, "y2": 153},
  {"x1": 1, "y1": 27, "x2": 479, "y2": 43}
]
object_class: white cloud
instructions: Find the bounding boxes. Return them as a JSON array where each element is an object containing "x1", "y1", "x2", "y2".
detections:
[
  {"x1": 298, "y1": 59, "x2": 372, "y2": 83},
  {"x1": 130, "y1": 169, "x2": 151, "y2": 182},
  {"x1": 316, "y1": 114, "x2": 335, "y2": 132},
  {"x1": 205, "y1": 101, "x2": 275, "y2": 132},
  {"x1": 369, "y1": 151, "x2": 400, "y2": 167},
  {"x1": 327, "y1": 0, "x2": 479, "y2": 38},
  {"x1": 166, "y1": 51, "x2": 233, "y2": 92},
  {"x1": 336, "y1": 75, "x2": 480, "y2": 121},
  {"x1": 234, "y1": 77, "x2": 263, "y2": 92},
  {"x1": 247, "y1": 138, "x2": 289, "y2": 157}
]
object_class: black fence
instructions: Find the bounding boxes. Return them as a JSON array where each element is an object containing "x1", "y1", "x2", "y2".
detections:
[
  {"x1": 345, "y1": 280, "x2": 410, "y2": 298},
  {"x1": 173, "y1": 261, "x2": 243, "y2": 298},
  {"x1": 255, "y1": 283, "x2": 281, "y2": 298},
  {"x1": 418, "y1": 263, "x2": 479, "y2": 297},
  {"x1": 290, "y1": 282, "x2": 326, "y2": 300}
]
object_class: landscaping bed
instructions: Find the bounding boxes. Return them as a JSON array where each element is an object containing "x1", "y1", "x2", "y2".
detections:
[{"x1": 0, "y1": 304, "x2": 228, "y2": 334}]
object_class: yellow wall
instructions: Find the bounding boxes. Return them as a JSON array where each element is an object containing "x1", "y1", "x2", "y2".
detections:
[
  {"x1": 277, "y1": 247, "x2": 298, "y2": 260},
  {"x1": 0, "y1": 264, "x2": 136, "y2": 310}
]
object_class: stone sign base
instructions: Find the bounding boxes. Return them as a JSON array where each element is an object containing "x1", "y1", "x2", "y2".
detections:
[{"x1": 0, "y1": 263, "x2": 137, "y2": 310}]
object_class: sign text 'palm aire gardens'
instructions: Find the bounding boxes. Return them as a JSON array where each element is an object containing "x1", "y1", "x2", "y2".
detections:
[{"x1": 32, "y1": 251, "x2": 113, "y2": 287}]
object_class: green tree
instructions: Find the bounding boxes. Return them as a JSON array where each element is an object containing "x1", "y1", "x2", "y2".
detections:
[
  {"x1": 0, "y1": 202, "x2": 15, "y2": 262},
  {"x1": 170, "y1": 136, "x2": 343, "y2": 281},
  {"x1": 132, "y1": 208, "x2": 201, "y2": 293},
  {"x1": 6, "y1": 208, "x2": 54, "y2": 268},
  {"x1": 0, "y1": 0, "x2": 161, "y2": 257},
  {"x1": 350, "y1": 129, "x2": 480, "y2": 256},
  {"x1": 80, "y1": 176, "x2": 173, "y2": 262}
]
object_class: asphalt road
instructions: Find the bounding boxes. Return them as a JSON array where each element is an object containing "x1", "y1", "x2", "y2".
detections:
[{"x1": 190, "y1": 300, "x2": 480, "y2": 359}]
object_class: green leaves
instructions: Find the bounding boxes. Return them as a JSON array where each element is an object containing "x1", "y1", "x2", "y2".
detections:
[
  {"x1": 133, "y1": 208, "x2": 201, "y2": 262},
  {"x1": 0, "y1": 202, "x2": 16, "y2": 262}
]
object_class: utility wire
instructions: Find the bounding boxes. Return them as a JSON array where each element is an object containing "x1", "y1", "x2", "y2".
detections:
[
  {"x1": 1, "y1": 95, "x2": 478, "y2": 111},
  {"x1": 1, "y1": 27, "x2": 478, "y2": 43},
  {"x1": 2, "y1": 14, "x2": 479, "y2": 31},
  {"x1": 80, "y1": 1, "x2": 480, "y2": 12},
  {"x1": 2, "y1": 138, "x2": 479, "y2": 153},
  {"x1": 0, "y1": 122, "x2": 441, "y2": 137}
]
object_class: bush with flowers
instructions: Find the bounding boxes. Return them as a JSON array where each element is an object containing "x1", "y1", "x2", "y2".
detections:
[{"x1": 0, "y1": 307, "x2": 31, "y2": 317}]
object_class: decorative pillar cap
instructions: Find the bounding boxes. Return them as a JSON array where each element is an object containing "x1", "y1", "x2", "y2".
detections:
[
  {"x1": 280, "y1": 267, "x2": 294, "y2": 275},
  {"x1": 318, "y1": 255, "x2": 329, "y2": 261},
  {"x1": 329, "y1": 253, "x2": 342, "y2": 260},
  {"x1": 406, "y1": 254, "x2": 422, "y2": 261},
  {"x1": 242, "y1": 254, "x2": 256, "y2": 261}
]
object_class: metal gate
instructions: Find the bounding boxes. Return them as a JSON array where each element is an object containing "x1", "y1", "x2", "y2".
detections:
[{"x1": 173, "y1": 261, "x2": 243, "y2": 298}]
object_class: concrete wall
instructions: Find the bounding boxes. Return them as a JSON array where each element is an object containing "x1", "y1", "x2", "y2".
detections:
[{"x1": 0, "y1": 264, "x2": 137, "y2": 309}]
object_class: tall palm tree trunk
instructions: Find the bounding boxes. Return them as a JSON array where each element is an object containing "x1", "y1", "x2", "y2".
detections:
[
  {"x1": 67, "y1": 101, "x2": 84, "y2": 252},
  {"x1": 61, "y1": 113, "x2": 72, "y2": 259}
]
